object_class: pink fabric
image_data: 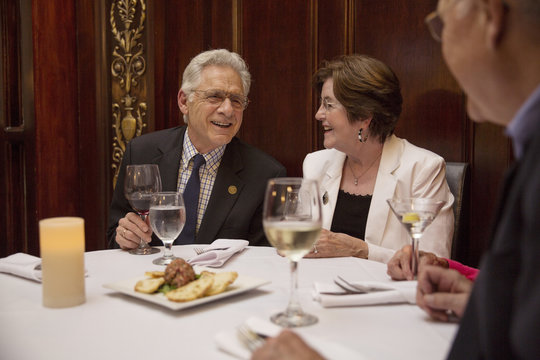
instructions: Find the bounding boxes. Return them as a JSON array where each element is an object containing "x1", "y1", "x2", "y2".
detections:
[{"x1": 447, "y1": 259, "x2": 479, "y2": 281}]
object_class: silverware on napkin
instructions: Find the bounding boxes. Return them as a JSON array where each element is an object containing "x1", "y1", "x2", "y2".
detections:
[
  {"x1": 335, "y1": 275, "x2": 392, "y2": 293},
  {"x1": 193, "y1": 247, "x2": 230, "y2": 255},
  {"x1": 236, "y1": 324, "x2": 267, "y2": 352}
]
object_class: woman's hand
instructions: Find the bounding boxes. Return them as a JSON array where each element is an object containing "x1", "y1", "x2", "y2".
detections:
[
  {"x1": 387, "y1": 245, "x2": 448, "y2": 280},
  {"x1": 115, "y1": 212, "x2": 153, "y2": 250},
  {"x1": 304, "y1": 229, "x2": 368, "y2": 258}
]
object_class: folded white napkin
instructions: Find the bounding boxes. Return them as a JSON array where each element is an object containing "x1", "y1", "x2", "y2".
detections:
[
  {"x1": 313, "y1": 278, "x2": 417, "y2": 308},
  {"x1": 215, "y1": 316, "x2": 367, "y2": 360},
  {"x1": 187, "y1": 239, "x2": 248, "y2": 268},
  {"x1": 0, "y1": 253, "x2": 42, "y2": 282}
]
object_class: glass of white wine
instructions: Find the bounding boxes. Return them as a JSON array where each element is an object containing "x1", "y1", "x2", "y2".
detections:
[
  {"x1": 263, "y1": 177, "x2": 322, "y2": 327},
  {"x1": 149, "y1": 192, "x2": 186, "y2": 265}
]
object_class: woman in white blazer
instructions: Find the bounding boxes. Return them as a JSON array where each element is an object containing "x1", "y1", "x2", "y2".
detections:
[{"x1": 303, "y1": 55, "x2": 454, "y2": 263}]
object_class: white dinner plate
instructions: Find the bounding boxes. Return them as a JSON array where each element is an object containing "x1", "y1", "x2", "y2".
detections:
[{"x1": 103, "y1": 272, "x2": 271, "y2": 311}]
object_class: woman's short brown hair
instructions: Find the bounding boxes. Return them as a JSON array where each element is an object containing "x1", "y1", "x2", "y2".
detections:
[{"x1": 314, "y1": 54, "x2": 402, "y2": 143}]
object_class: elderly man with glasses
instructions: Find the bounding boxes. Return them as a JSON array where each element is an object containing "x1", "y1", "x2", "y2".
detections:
[
  {"x1": 417, "y1": 0, "x2": 540, "y2": 358},
  {"x1": 108, "y1": 49, "x2": 286, "y2": 250},
  {"x1": 252, "y1": 0, "x2": 540, "y2": 358}
]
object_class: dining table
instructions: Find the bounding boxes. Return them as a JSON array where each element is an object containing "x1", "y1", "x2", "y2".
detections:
[{"x1": 0, "y1": 245, "x2": 458, "y2": 359}]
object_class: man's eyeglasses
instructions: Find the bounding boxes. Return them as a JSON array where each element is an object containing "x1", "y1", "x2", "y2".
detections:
[
  {"x1": 193, "y1": 89, "x2": 249, "y2": 110},
  {"x1": 425, "y1": 11, "x2": 444, "y2": 42},
  {"x1": 425, "y1": 0, "x2": 508, "y2": 42}
]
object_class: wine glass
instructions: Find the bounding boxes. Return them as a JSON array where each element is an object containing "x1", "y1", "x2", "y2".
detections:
[
  {"x1": 263, "y1": 177, "x2": 322, "y2": 327},
  {"x1": 149, "y1": 192, "x2": 186, "y2": 265},
  {"x1": 124, "y1": 164, "x2": 162, "y2": 255},
  {"x1": 386, "y1": 197, "x2": 446, "y2": 277}
]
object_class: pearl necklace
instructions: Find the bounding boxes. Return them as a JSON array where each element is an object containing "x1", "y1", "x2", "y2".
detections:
[{"x1": 347, "y1": 153, "x2": 382, "y2": 186}]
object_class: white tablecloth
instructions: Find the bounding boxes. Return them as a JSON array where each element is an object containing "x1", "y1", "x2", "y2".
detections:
[{"x1": 0, "y1": 246, "x2": 457, "y2": 359}]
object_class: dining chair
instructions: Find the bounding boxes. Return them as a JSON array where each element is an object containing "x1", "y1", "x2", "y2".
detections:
[{"x1": 445, "y1": 162, "x2": 470, "y2": 261}]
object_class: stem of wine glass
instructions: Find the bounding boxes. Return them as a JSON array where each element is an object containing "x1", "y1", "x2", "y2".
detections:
[
  {"x1": 285, "y1": 260, "x2": 304, "y2": 318},
  {"x1": 411, "y1": 234, "x2": 422, "y2": 277},
  {"x1": 137, "y1": 213, "x2": 150, "y2": 249},
  {"x1": 162, "y1": 241, "x2": 174, "y2": 259}
]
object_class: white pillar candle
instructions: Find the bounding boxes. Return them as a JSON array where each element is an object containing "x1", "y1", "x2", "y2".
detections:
[{"x1": 39, "y1": 217, "x2": 86, "y2": 308}]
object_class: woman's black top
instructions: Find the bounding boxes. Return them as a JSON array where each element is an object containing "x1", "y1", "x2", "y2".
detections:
[{"x1": 330, "y1": 190, "x2": 372, "y2": 240}]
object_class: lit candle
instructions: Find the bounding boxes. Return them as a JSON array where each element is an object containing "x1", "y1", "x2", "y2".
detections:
[{"x1": 39, "y1": 217, "x2": 86, "y2": 308}]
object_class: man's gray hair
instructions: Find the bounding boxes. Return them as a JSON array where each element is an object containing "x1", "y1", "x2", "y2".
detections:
[{"x1": 181, "y1": 49, "x2": 251, "y2": 97}]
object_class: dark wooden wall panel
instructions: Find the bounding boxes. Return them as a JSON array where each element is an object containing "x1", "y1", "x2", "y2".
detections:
[
  {"x1": 76, "y1": 0, "x2": 108, "y2": 251},
  {"x1": 155, "y1": 1, "x2": 206, "y2": 131},
  {"x1": 207, "y1": 0, "x2": 234, "y2": 50},
  {"x1": 354, "y1": 0, "x2": 467, "y2": 162},
  {"x1": 317, "y1": 0, "x2": 347, "y2": 61},
  {"x1": 1, "y1": 0, "x2": 24, "y2": 255},
  {"x1": 241, "y1": 1, "x2": 315, "y2": 176},
  {"x1": 32, "y1": 0, "x2": 80, "y2": 245},
  {"x1": 315, "y1": 1, "x2": 348, "y2": 150}
]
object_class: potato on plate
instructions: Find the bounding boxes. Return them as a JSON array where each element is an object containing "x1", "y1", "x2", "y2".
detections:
[
  {"x1": 200, "y1": 271, "x2": 238, "y2": 296},
  {"x1": 166, "y1": 276, "x2": 214, "y2": 302},
  {"x1": 144, "y1": 271, "x2": 165, "y2": 278},
  {"x1": 134, "y1": 277, "x2": 165, "y2": 294}
]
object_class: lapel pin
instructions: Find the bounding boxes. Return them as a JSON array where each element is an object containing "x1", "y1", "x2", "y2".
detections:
[
  {"x1": 322, "y1": 191, "x2": 329, "y2": 205},
  {"x1": 228, "y1": 185, "x2": 237, "y2": 195}
]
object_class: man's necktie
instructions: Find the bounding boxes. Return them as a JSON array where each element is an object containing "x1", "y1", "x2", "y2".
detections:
[{"x1": 177, "y1": 154, "x2": 205, "y2": 244}]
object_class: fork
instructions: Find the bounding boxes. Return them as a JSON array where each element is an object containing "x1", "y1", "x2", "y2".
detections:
[
  {"x1": 236, "y1": 324, "x2": 266, "y2": 352},
  {"x1": 336, "y1": 275, "x2": 391, "y2": 292},
  {"x1": 331, "y1": 280, "x2": 367, "y2": 294},
  {"x1": 319, "y1": 290, "x2": 364, "y2": 295},
  {"x1": 193, "y1": 247, "x2": 229, "y2": 255}
]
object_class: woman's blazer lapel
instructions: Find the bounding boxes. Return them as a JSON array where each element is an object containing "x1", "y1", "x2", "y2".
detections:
[
  {"x1": 365, "y1": 135, "x2": 402, "y2": 245},
  {"x1": 318, "y1": 151, "x2": 346, "y2": 229}
]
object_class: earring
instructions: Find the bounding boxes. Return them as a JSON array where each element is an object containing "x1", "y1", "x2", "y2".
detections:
[{"x1": 358, "y1": 128, "x2": 368, "y2": 143}]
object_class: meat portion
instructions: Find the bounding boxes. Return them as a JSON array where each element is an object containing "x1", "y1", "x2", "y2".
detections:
[{"x1": 164, "y1": 258, "x2": 196, "y2": 288}]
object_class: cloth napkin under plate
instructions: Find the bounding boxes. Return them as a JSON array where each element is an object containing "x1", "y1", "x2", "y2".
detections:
[
  {"x1": 215, "y1": 316, "x2": 367, "y2": 360},
  {"x1": 0, "y1": 253, "x2": 42, "y2": 282},
  {"x1": 187, "y1": 239, "x2": 248, "y2": 267},
  {"x1": 313, "y1": 278, "x2": 417, "y2": 308}
]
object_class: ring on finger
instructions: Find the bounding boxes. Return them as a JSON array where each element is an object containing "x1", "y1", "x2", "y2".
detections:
[
  {"x1": 314, "y1": 245, "x2": 318, "y2": 254},
  {"x1": 123, "y1": 228, "x2": 127, "y2": 238}
]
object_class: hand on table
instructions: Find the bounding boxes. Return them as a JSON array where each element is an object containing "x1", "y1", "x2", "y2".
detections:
[
  {"x1": 387, "y1": 245, "x2": 448, "y2": 280},
  {"x1": 115, "y1": 212, "x2": 153, "y2": 250},
  {"x1": 303, "y1": 229, "x2": 368, "y2": 258},
  {"x1": 251, "y1": 330, "x2": 325, "y2": 360},
  {"x1": 416, "y1": 265, "x2": 473, "y2": 322}
]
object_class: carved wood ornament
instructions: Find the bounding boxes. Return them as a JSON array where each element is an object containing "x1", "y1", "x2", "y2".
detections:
[{"x1": 110, "y1": 0, "x2": 147, "y2": 188}]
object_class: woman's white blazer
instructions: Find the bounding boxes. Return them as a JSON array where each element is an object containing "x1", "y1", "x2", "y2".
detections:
[{"x1": 303, "y1": 135, "x2": 454, "y2": 263}]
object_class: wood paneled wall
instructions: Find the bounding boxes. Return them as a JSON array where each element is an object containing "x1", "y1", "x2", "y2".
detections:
[{"x1": 1, "y1": 0, "x2": 512, "y2": 266}]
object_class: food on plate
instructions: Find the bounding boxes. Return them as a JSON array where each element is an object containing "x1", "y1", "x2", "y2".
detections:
[
  {"x1": 145, "y1": 271, "x2": 165, "y2": 278},
  {"x1": 201, "y1": 271, "x2": 239, "y2": 296},
  {"x1": 135, "y1": 277, "x2": 165, "y2": 294},
  {"x1": 133, "y1": 258, "x2": 239, "y2": 302},
  {"x1": 166, "y1": 276, "x2": 214, "y2": 302},
  {"x1": 164, "y1": 258, "x2": 196, "y2": 287}
]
